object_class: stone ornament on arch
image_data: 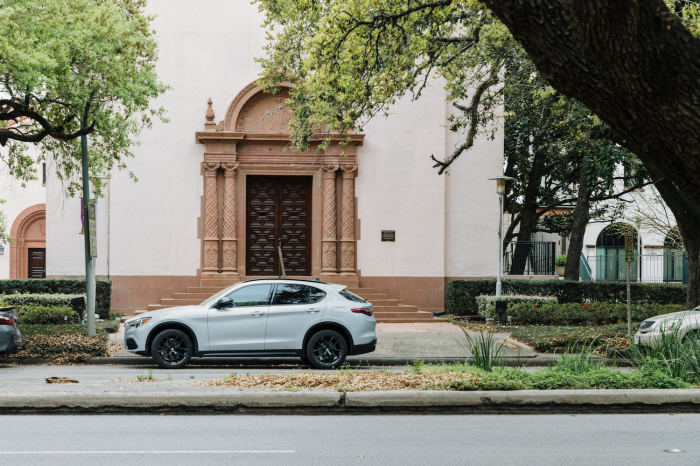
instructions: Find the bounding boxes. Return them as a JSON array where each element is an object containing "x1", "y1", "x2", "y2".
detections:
[{"x1": 223, "y1": 81, "x2": 295, "y2": 134}]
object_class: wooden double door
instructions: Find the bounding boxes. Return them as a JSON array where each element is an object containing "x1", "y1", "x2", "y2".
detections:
[{"x1": 246, "y1": 176, "x2": 312, "y2": 276}]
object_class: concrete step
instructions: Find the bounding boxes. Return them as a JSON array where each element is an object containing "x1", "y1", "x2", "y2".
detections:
[
  {"x1": 135, "y1": 310, "x2": 149, "y2": 315},
  {"x1": 174, "y1": 293, "x2": 214, "y2": 300},
  {"x1": 199, "y1": 279, "x2": 241, "y2": 287},
  {"x1": 371, "y1": 311, "x2": 434, "y2": 319},
  {"x1": 366, "y1": 299, "x2": 402, "y2": 307},
  {"x1": 372, "y1": 305, "x2": 419, "y2": 313},
  {"x1": 361, "y1": 294, "x2": 390, "y2": 301},
  {"x1": 159, "y1": 298, "x2": 205, "y2": 306},
  {"x1": 188, "y1": 287, "x2": 226, "y2": 294},
  {"x1": 374, "y1": 317, "x2": 439, "y2": 323}
]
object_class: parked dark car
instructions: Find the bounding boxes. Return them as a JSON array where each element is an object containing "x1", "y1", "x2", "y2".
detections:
[{"x1": 0, "y1": 307, "x2": 22, "y2": 355}]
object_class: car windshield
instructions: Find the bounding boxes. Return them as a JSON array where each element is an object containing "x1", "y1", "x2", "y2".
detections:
[{"x1": 200, "y1": 284, "x2": 242, "y2": 307}]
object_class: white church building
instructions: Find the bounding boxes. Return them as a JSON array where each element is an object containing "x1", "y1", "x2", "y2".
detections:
[
  {"x1": 0, "y1": 0, "x2": 505, "y2": 320},
  {"x1": 3, "y1": 2, "x2": 683, "y2": 320}
]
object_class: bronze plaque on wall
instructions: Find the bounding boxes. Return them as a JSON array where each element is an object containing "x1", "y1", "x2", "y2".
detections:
[{"x1": 381, "y1": 230, "x2": 395, "y2": 242}]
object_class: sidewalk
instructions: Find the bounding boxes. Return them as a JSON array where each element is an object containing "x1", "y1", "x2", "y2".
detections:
[{"x1": 98, "y1": 322, "x2": 542, "y2": 366}]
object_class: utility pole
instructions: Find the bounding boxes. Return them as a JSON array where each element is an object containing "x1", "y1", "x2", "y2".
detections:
[
  {"x1": 81, "y1": 133, "x2": 96, "y2": 336},
  {"x1": 489, "y1": 176, "x2": 514, "y2": 297},
  {"x1": 625, "y1": 233, "x2": 634, "y2": 341}
]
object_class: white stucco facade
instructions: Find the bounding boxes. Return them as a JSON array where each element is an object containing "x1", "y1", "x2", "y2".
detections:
[
  {"x1": 20, "y1": 0, "x2": 504, "y2": 314},
  {"x1": 0, "y1": 146, "x2": 46, "y2": 280}
]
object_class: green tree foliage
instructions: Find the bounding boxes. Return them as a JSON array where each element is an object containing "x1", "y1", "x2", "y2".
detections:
[{"x1": 0, "y1": 0, "x2": 167, "y2": 241}]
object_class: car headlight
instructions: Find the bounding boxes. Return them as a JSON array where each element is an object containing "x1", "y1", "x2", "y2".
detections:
[{"x1": 126, "y1": 317, "x2": 152, "y2": 328}]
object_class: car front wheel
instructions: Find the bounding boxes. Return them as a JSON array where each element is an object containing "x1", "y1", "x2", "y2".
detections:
[
  {"x1": 150, "y1": 329, "x2": 193, "y2": 369},
  {"x1": 306, "y1": 330, "x2": 347, "y2": 369}
]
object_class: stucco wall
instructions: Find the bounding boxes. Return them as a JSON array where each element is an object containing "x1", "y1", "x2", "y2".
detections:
[
  {"x1": 0, "y1": 148, "x2": 46, "y2": 280},
  {"x1": 355, "y1": 85, "x2": 447, "y2": 277},
  {"x1": 47, "y1": 0, "x2": 269, "y2": 278},
  {"x1": 45, "y1": 0, "x2": 504, "y2": 285},
  {"x1": 444, "y1": 104, "x2": 504, "y2": 278}
]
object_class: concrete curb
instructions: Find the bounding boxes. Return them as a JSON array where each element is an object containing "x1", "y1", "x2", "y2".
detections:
[
  {"x1": 0, "y1": 355, "x2": 629, "y2": 367},
  {"x1": 2, "y1": 389, "x2": 700, "y2": 414}
]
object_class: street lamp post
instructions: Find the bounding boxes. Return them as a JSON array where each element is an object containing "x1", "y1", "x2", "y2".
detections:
[{"x1": 488, "y1": 176, "x2": 515, "y2": 297}]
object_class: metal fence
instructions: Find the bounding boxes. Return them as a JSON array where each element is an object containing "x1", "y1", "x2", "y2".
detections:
[
  {"x1": 580, "y1": 252, "x2": 688, "y2": 284},
  {"x1": 503, "y1": 241, "x2": 556, "y2": 275}
]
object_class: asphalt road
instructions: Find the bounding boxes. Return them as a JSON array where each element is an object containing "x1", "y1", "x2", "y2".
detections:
[{"x1": 1, "y1": 414, "x2": 699, "y2": 465}]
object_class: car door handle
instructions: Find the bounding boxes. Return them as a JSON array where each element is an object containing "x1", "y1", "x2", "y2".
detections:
[
  {"x1": 306, "y1": 308, "x2": 321, "y2": 313},
  {"x1": 250, "y1": 310, "x2": 266, "y2": 316}
]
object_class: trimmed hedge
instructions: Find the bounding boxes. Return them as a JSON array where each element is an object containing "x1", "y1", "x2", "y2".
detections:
[
  {"x1": 1, "y1": 293, "x2": 84, "y2": 307},
  {"x1": 506, "y1": 302, "x2": 686, "y2": 325},
  {"x1": 0, "y1": 279, "x2": 112, "y2": 317},
  {"x1": 18, "y1": 306, "x2": 78, "y2": 325},
  {"x1": 10, "y1": 333, "x2": 109, "y2": 359},
  {"x1": 476, "y1": 295, "x2": 558, "y2": 319},
  {"x1": 446, "y1": 279, "x2": 687, "y2": 315}
]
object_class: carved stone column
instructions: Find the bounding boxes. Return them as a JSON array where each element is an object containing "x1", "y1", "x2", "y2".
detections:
[
  {"x1": 340, "y1": 164, "x2": 358, "y2": 275},
  {"x1": 321, "y1": 165, "x2": 339, "y2": 275},
  {"x1": 221, "y1": 162, "x2": 239, "y2": 274},
  {"x1": 202, "y1": 162, "x2": 220, "y2": 273}
]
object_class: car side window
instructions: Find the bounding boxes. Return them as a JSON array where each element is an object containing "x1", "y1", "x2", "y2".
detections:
[
  {"x1": 272, "y1": 284, "x2": 326, "y2": 305},
  {"x1": 223, "y1": 284, "x2": 273, "y2": 307}
]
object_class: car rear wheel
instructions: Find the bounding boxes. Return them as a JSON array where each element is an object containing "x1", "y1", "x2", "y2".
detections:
[
  {"x1": 684, "y1": 329, "x2": 700, "y2": 344},
  {"x1": 306, "y1": 330, "x2": 347, "y2": 370},
  {"x1": 150, "y1": 329, "x2": 193, "y2": 369}
]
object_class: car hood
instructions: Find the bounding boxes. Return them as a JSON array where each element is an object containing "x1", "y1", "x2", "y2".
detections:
[
  {"x1": 126, "y1": 305, "x2": 202, "y2": 322},
  {"x1": 643, "y1": 310, "x2": 700, "y2": 324}
]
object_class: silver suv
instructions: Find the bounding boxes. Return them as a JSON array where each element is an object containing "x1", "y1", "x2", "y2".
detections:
[{"x1": 124, "y1": 279, "x2": 376, "y2": 369}]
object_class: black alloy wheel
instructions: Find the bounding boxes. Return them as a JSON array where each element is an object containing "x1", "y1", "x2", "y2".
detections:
[
  {"x1": 306, "y1": 330, "x2": 347, "y2": 369},
  {"x1": 150, "y1": 329, "x2": 193, "y2": 369}
]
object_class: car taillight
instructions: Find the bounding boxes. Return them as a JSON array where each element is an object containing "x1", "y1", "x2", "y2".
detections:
[
  {"x1": 0, "y1": 315, "x2": 13, "y2": 326},
  {"x1": 352, "y1": 307, "x2": 373, "y2": 317}
]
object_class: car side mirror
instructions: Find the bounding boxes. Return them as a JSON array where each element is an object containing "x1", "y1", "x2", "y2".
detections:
[{"x1": 215, "y1": 297, "x2": 233, "y2": 309}]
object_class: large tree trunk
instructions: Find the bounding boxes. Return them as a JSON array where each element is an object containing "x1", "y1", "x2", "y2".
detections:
[
  {"x1": 508, "y1": 147, "x2": 547, "y2": 274},
  {"x1": 646, "y1": 165, "x2": 700, "y2": 308},
  {"x1": 480, "y1": 0, "x2": 700, "y2": 211},
  {"x1": 565, "y1": 159, "x2": 592, "y2": 280}
]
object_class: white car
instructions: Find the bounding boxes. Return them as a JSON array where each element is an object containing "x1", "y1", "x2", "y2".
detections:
[
  {"x1": 634, "y1": 308, "x2": 700, "y2": 347},
  {"x1": 124, "y1": 279, "x2": 377, "y2": 369}
]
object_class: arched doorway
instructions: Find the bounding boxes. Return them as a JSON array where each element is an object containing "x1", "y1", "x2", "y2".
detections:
[
  {"x1": 195, "y1": 82, "x2": 363, "y2": 285},
  {"x1": 10, "y1": 204, "x2": 47, "y2": 279},
  {"x1": 595, "y1": 223, "x2": 639, "y2": 281},
  {"x1": 663, "y1": 227, "x2": 686, "y2": 283}
]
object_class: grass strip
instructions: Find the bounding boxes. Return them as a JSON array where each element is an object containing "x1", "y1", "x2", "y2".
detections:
[{"x1": 201, "y1": 364, "x2": 688, "y2": 391}]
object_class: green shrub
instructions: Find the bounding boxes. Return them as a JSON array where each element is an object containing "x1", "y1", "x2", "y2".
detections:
[
  {"x1": 476, "y1": 294, "x2": 558, "y2": 318},
  {"x1": 18, "y1": 321, "x2": 118, "y2": 337},
  {"x1": 1, "y1": 293, "x2": 84, "y2": 308},
  {"x1": 10, "y1": 333, "x2": 109, "y2": 358},
  {"x1": 18, "y1": 306, "x2": 78, "y2": 325},
  {"x1": 506, "y1": 302, "x2": 684, "y2": 325},
  {"x1": 447, "y1": 366, "x2": 688, "y2": 390},
  {"x1": 0, "y1": 278, "x2": 112, "y2": 317},
  {"x1": 446, "y1": 279, "x2": 687, "y2": 315},
  {"x1": 509, "y1": 324, "x2": 634, "y2": 353},
  {"x1": 555, "y1": 254, "x2": 567, "y2": 266}
]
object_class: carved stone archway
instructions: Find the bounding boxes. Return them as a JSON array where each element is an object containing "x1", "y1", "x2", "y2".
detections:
[
  {"x1": 10, "y1": 204, "x2": 46, "y2": 279},
  {"x1": 195, "y1": 82, "x2": 363, "y2": 286}
]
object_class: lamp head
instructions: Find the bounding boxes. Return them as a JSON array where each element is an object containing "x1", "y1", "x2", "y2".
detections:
[{"x1": 488, "y1": 176, "x2": 515, "y2": 195}]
